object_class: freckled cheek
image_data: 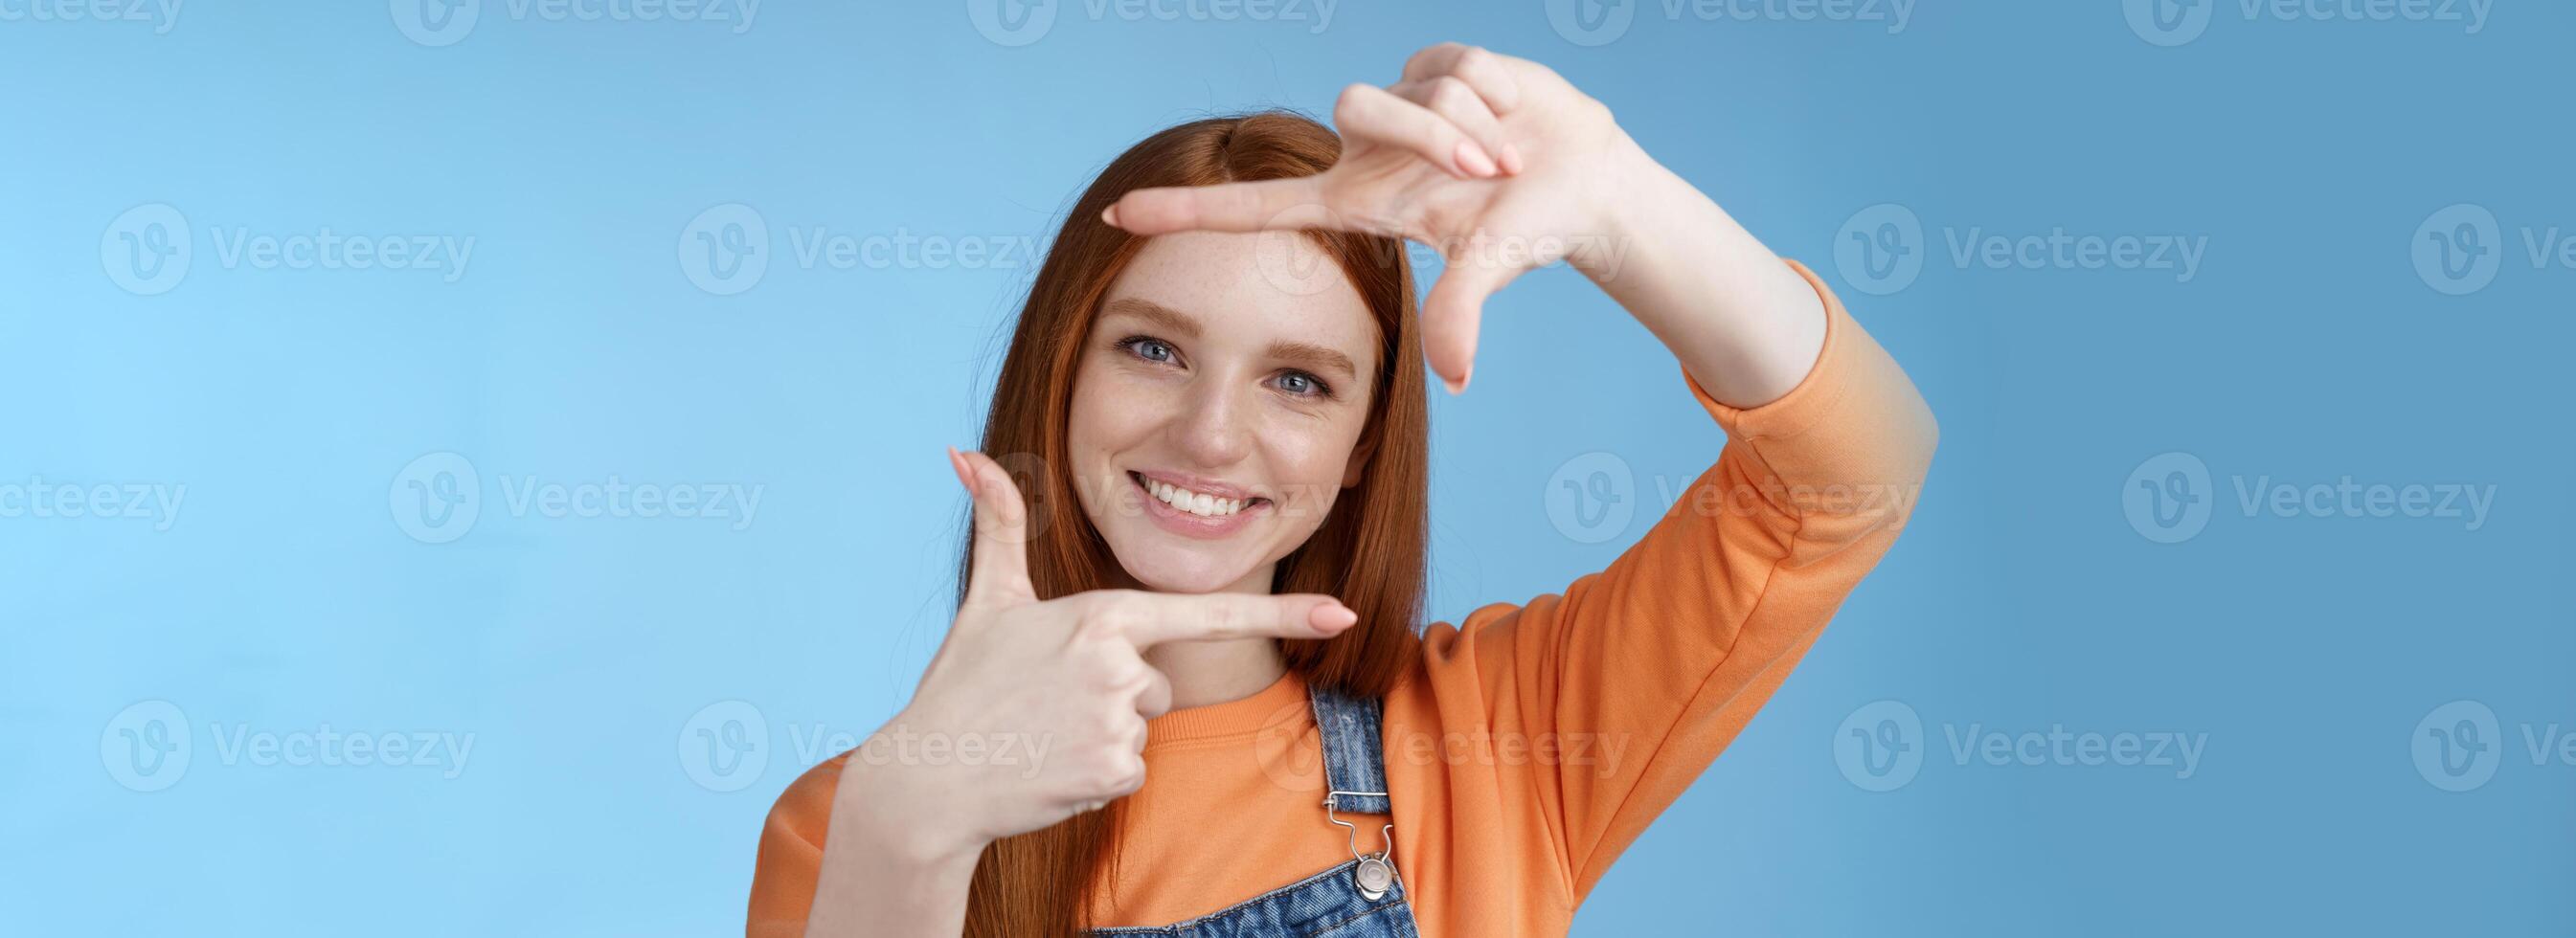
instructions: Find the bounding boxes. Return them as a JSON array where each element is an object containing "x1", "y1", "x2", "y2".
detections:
[
  {"x1": 1255, "y1": 418, "x2": 1358, "y2": 513},
  {"x1": 1067, "y1": 373, "x2": 1177, "y2": 487}
]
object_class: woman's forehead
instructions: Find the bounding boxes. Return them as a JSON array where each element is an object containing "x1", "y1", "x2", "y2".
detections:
[{"x1": 1101, "y1": 232, "x2": 1375, "y2": 352}]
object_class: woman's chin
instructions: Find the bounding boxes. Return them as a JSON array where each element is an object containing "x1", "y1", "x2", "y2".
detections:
[{"x1": 1107, "y1": 539, "x2": 1261, "y2": 594}]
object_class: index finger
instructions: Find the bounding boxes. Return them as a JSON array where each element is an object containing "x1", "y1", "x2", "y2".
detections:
[
  {"x1": 1106, "y1": 592, "x2": 1360, "y2": 648},
  {"x1": 1103, "y1": 177, "x2": 1336, "y2": 235},
  {"x1": 1401, "y1": 42, "x2": 1525, "y2": 115}
]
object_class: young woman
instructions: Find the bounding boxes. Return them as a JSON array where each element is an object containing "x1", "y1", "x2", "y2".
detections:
[{"x1": 749, "y1": 43, "x2": 1936, "y2": 937}]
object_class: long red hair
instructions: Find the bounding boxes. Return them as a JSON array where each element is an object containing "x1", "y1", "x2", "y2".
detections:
[{"x1": 959, "y1": 112, "x2": 1429, "y2": 936}]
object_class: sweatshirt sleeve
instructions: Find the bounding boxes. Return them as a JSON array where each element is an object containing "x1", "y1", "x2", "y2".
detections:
[
  {"x1": 744, "y1": 754, "x2": 845, "y2": 937},
  {"x1": 1415, "y1": 258, "x2": 1937, "y2": 902}
]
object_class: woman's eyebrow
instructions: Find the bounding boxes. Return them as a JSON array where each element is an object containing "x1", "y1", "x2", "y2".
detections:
[
  {"x1": 1099, "y1": 298, "x2": 1202, "y2": 338},
  {"x1": 1268, "y1": 341, "x2": 1357, "y2": 380}
]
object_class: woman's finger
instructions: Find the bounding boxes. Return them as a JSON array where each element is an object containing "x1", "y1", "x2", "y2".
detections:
[
  {"x1": 1104, "y1": 177, "x2": 1331, "y2": 234},
  {"x1": 1095, "y1": 591, "x2": 1357, "y2": 648},
  {"x1": 1391, "y1": 77, "x2": 1514, "y2": 177},
  {"x1": 1419, "y1": 239, "x2": 1529, "y2": 394},
  {"x1": 1332, "y1": 82, "x2": 1498, "y2": 180},
  {"x1": 1400, "y1": 43, "x2": 1525, "y2": 117},
  {"x1": 1133, "y1": 666, "x2": 1174, "y2": 721},
  {"x1": 954, "y1": 448, "x2": 1037, "y2": 606}
]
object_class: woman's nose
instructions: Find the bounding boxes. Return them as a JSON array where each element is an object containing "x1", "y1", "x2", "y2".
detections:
[{"x1": 1170, "y1": 379, "x2": 1254, "y2": 468}]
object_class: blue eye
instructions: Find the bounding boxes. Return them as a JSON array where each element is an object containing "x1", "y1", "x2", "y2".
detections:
[
  {"x1": 1117, "y1": 336, "x2": 1178, "y2": 365},
  {"x1": 1275, "y1": 371, "x2": 1331, "y2": 399}
]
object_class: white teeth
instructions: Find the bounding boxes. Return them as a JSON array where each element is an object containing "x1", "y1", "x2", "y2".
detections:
[{"x1": 1141, "y1": 476, "x2": 1249, "y2": 518}]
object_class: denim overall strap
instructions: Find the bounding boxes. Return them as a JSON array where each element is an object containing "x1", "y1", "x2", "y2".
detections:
[
  {"x1": 1308, "y1": 687, "x2": 1391, "y2": 814},
  {"x1": 1089, "y1": 686, "x2": 1419, "y2": 937}
]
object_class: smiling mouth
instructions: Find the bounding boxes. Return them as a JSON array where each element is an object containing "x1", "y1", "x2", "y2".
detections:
[{"x1": 1128, "y1": 471, "x2": 1271, "y2": 519}]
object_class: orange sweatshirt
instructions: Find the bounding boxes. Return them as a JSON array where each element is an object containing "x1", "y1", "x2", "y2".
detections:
[{"x1": 748, "y1": 260, "x2": 1937, "y2": 936}]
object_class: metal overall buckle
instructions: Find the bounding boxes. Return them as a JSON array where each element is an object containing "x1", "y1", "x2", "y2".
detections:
[{"x1": 1323, "y1": 790, "x2": 1399, "y2": 902}]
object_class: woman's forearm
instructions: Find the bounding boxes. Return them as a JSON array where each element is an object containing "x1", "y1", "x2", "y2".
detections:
[
  {"x1": 801, "y1": 759, "x2": 981, "y2": 938},
  {"x1": 1574, "y1": 137, "x2": 1829, "y2": 411}
]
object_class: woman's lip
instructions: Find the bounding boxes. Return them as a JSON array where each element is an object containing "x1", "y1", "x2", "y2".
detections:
[
  {"x1": 1129, "y1": 471, "x2": 1267, "y2": 540},
  {"x1": 1129, "y1": 468, "x2": 1266, "y2": 503}
]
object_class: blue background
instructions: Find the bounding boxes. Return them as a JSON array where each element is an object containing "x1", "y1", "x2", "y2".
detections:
[{"x1": 6, "y1": 1, "x2": 2570, "y2": 934}]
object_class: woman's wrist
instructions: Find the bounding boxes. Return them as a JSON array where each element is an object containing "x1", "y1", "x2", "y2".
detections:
[
  {"x1": 1568, "y1": 130, "x2": 1826, "y2": 409},
  {"x1": 827, "y1": 731, "x2": 991, "y2": 871},
  {"x1": 802, "y1": 749, "x2": 985, "y2": 937}
]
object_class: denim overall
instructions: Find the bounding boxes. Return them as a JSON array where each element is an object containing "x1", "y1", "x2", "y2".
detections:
[{"x1": 1091, "y1": 688, "x2": 1422, "y2": 938}]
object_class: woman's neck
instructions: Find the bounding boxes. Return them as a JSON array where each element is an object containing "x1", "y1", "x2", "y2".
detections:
[{"x1": 1119, "y1": 561, "x2": 1291, "y2": 711}]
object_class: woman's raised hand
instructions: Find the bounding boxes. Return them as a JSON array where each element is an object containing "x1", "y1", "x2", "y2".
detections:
[
  {"x1": 1103, "y1": 42, "x2": 1651, "y2": 394},
  {"x1": 853, "y1": 448, "x2": 1358, "y2": 861}
]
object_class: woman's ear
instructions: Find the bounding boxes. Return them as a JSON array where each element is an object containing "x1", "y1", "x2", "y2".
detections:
[{"x1": 1340, "y1": 432, "x2": 1377, "y2": 489}]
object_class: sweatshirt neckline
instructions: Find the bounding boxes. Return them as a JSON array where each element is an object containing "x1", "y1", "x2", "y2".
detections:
[{"x1": 1143, "y1": 669, "x2": 1309, "y2": 747}]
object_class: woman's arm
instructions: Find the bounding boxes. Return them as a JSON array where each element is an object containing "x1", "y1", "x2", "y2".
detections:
[
  {"x1": 1422, "y1": 264, "x2": 1935, "y2": 899},
  {"x1": 750, "y1": 452, "x2": 1363, "y2": 937},
  {"x1": 1113, "y1": 42, "x2": 1936, "y2": 904},
  {"x1": 1570, "y1": 139, "x2": 1829, "y2": 409},
  {"x1": 747, "y1": 755, "x2": 980, "y2": 937}
]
